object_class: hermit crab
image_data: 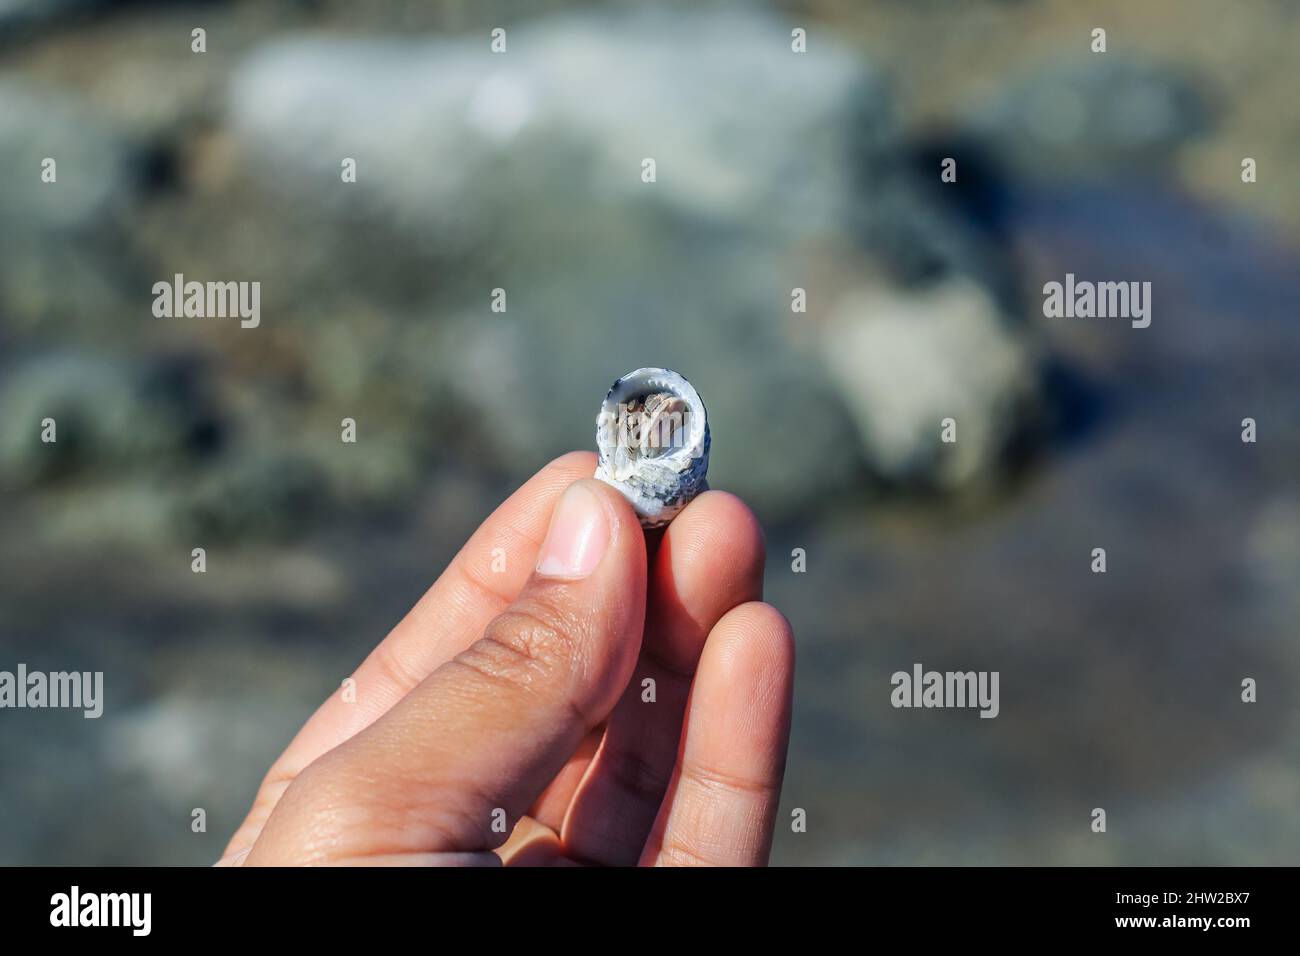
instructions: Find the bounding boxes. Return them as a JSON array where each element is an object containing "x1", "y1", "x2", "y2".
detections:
[{"x1": 594, "y1": 368, "x2": 710, "y2": 529}]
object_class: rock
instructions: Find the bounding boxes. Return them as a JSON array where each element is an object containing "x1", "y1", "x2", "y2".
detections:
[
  {"x1": 228, "y1": 9, "x2": 880, "y2": 254},
  {"x1": 819, "y1": 277, "x2": 1042, "y2": 490}
]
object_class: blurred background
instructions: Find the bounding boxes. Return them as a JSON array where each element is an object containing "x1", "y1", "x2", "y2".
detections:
[{"x1": 1, "y1": 0, "x2": 1298, "y2": 865}]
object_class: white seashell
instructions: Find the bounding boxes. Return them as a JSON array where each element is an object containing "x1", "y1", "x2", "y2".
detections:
[{"x1": 594, "y1": 368, "x2": 710, "y2": 529}]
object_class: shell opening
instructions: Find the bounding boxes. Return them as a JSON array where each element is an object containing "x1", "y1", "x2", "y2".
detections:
[{"x1": 620, "y1": 392, "x2": 690, "y2": 463}]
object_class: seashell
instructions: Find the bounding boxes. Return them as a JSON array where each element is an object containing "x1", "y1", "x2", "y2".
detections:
[{"x1": 594, "y1": 367, "x2": 710, "y2": 529}]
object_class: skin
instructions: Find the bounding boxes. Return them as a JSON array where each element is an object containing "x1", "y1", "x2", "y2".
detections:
[{"x1": 219, "y1": 451, "x2": 794, "y2": 866}]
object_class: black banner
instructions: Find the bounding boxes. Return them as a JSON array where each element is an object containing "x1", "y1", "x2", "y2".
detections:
[{"x1": 0, "y1": 867, "x2": 1282, "y2": 942}]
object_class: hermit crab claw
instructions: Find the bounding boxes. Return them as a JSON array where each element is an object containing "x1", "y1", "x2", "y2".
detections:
[{"x1": 594, "y1": 367, "x2": 710, "y2": 529}]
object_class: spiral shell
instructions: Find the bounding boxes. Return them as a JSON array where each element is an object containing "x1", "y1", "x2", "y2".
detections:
[{"x1": 594, "y1": 368, "x2": 710, "y2": 529}]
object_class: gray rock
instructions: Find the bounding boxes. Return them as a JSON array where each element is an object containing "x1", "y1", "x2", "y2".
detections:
[
  {"x1": 819, "y1": 278, "x2": 1042, "y2": 490},
  {"x1": 228, "y1": 9, "x2": 879, "y2": 252}
]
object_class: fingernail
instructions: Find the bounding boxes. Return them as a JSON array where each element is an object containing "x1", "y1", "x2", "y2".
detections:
[{"x1": 536, "y1": 483, "x2": 610, "y2": 579}]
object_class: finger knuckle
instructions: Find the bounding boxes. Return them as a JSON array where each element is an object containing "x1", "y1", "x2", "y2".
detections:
[
  {"x1": 657, "y1": 839, "x2": 718, "y2": 868},
  {"x1": 459, "y1": 602, "x2": 587, "y2": 697},
  {"x1": 685, "y1": 760, "x2": 777, "y2": 801}
]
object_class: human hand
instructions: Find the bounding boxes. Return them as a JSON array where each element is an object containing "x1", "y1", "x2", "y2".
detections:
[{"x1": 220, "y1": 451, "x2": 794, "y2": 866}]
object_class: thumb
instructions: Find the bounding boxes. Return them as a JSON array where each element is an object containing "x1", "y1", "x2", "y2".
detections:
[{"x1": 247, "y1": 479, "x2": 647, "y2": 864}]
